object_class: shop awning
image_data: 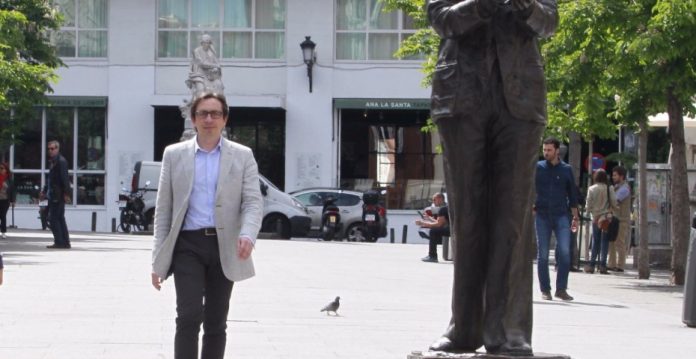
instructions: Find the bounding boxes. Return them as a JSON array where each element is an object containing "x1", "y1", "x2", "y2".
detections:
[
  {"x1": 47, "y1": 96, "x2": 108, "y2": 107},
  {"x1": 334, "y1": 98, "x2": 430, "y2": 110}
]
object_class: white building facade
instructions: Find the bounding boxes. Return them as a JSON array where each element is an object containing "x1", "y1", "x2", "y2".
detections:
[{"x1": 8, "y1": 0, "x2": 444, "y2": 232}]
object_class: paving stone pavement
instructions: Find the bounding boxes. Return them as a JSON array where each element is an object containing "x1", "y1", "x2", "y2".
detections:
[{"x1": 0, "y1": 230, "x2": 694, "y2": 359}]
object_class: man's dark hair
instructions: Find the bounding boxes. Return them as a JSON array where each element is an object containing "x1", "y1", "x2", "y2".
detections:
[
  {"x1": 593, "y1": 169, "x2": 608, "y2": 184},
  {"x1": 542, "y1": 137, "x2": 560, "y2": 149},
  {"x1": 612, "y1": 165, "x2": 627, "y2": 179},
  {"x1": 190, "y1": 92, "x2": 229, "y2": 119}
]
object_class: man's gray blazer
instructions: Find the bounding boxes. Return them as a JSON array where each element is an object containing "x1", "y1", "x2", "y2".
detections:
[{"x1": 151, "y1": 138, "x2": 263, "y2": 282}]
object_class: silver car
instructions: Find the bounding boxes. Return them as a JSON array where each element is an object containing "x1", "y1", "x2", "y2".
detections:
[{"x1": 290, "y1": 188, "x2": 366, "y2": 240}]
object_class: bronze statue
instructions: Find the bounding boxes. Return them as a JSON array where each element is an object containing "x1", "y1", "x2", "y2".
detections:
[{"x1": 427, "y1": 0, "x2": 558, "y2": 355}]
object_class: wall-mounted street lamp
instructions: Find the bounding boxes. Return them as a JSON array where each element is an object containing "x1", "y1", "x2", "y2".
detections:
[{"x1": 300, "y1": 36, "x2": 316, "y2": 93}]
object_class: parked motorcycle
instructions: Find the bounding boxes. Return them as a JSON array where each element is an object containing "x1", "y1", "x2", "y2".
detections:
[
  {"x1": 118, "y1": 181, "x2": 150, "y2": 233},
  {"x1": 320, "y1": 196, "x2": 342, "y2": 241},
  {"x1": 360, "y1": 189, "x2": 387, "y2": 243}
]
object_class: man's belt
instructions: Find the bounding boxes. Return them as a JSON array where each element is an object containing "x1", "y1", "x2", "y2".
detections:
[{"x1": 182, "y1": 227, "x2": 217, "y2": 237}]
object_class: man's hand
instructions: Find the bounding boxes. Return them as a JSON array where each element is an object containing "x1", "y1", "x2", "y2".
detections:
[
  {"x1": 151, "y1": 272, "x2": 163, "y2": 291},
  {"x1": 237, "y1": 237, "x2": 254, "y2": 260},
  {"x1": 64, "y1": 194, "x2": 71, "y2": 204},
  {"x1": 511, "y1": 0, "x2": 535, "y2": 11}
]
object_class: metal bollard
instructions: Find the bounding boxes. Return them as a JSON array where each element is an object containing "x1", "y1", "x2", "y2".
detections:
[
  {"x1": 91, "y1": 212, "x2": 97, "y2": 232},
  {"x1": 112, "y1": 218, "x2": 117, "y2": 232},
  {"x1": 402, "y1": 225, "x2": 408, "y2": 244},
  {"x1": 390, "y1": 228, "x2": 395, "y2": 243}
]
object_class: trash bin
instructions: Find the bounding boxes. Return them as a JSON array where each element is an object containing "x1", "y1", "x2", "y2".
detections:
[{"x1": 683, "y1": 215, "x2": 696, "y2": 328}]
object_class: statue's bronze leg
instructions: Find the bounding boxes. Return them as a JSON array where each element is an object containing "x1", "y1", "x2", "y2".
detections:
[{"x1": 434, "y1": 110, "x2": 543, "y2": 355}]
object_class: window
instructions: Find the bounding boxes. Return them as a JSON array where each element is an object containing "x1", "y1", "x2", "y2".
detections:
[
  {"x1": 335, "y1": 0, "x2": 419, "y2": 61},
  {"x1": 10, "y1": 106, "x2": 107, "y2": 206},
  {"x1": 340, "y1": 109, "x2": 444, "y2": 210},
  {"x1": 52, "y1": 0, "x2": 109, "y2": 58},
  {"x1": 157, "y1": 0, "x2": 286, "y2": 60}
]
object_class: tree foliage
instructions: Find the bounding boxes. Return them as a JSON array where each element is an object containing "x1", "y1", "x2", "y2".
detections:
[
  {"x1": 0, "y1": 0, "x2": 63, "y2": 152},
  {"x1": 385, "y1": 0, "x2": 696, "y2": 283}
]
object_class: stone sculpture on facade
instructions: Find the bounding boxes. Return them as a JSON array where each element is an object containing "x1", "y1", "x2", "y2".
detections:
[{"x1": 180, "y1": 33, "x2": 226, "y2": 140}]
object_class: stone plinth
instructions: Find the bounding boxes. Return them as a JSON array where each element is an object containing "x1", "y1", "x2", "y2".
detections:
[{"x1": 407, "y1": 351, "x2": 570, "y2": 359}]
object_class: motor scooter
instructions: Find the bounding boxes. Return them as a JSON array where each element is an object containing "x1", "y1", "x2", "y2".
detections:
[
  {"x1": 320, "y1": 196, "x2": 341, "y2": 241},
  {"x1": 118, "y1": 181, "x2": 150, "y2": 233},
  {"x1": 360, "y1": 189, "x2": 386, "y2": 243}
]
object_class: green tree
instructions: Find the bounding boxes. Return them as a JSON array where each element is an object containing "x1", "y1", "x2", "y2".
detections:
[
  {"x1": 544, "y1": 0, "x2": 696, "y2": 284},
  {"x1": 386, "y1": 0, "x2": 696, "y2": 284},
  {"x1": 0, "y1": 0, "x2": 63, "y2": 160}
]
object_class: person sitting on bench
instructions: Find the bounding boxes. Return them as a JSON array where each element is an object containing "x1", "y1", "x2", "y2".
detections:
[{"x1": 416, "y1": 193, "x2": 450, "y2": 262}]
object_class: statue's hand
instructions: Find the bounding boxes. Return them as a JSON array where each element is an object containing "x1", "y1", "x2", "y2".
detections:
[
  {"x1": 511, "y1": 0, "x2": 535, "y2": 11},
  {"x1": 477, "y1": 0, "x2": 500, "y2": 17}
]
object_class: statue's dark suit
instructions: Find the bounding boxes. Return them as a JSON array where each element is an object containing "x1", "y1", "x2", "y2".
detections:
[{"x1": 427, "y1": 0, "x2": 558, "y2": 355}]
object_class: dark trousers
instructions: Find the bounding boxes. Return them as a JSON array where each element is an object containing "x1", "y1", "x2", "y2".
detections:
[
  {"x1": 428, "y1": 226, "x2": 450, "y2": 258},
  {"x1": 173, "y1": 231, "x2": 234, "y2": 359},
  {"x1": 0, "y1": 200, "x2": 9, "y2": 233},
  {"x1": 435, "y1": 71, "x2": 544, "y2": 353},
  {"x1": 48, "y1": 201, "x2": 70, "y2": 246}
]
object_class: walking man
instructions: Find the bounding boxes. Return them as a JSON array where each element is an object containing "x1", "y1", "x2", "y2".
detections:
[
  {"x1": 608, "y1": 165, "x2": 630, "y2": 272},
  {"x1": 426, "y1": 0, "x2": 558, "y2": 355},
  {"x1": 44, "y1": 140, "x2": 71, "y2": 249},
  {"x1": 534, "y1": 137, "x2": 579, "y2": 301},
  {"x1": 151, "y1": 92, "x2": 263, "y2": 359}
]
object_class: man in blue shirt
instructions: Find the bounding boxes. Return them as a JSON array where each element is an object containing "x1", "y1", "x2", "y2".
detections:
[{"x1": 534, "y1": 138, "x2": 579, "y2": 301}]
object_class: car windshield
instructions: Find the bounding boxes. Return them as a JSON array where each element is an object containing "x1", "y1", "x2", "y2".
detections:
[{"x1": 259, "y1": 174, "x2": 279, "y2": 190}]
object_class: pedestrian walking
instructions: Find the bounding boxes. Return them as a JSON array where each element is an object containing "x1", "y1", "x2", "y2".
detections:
[
  {"x1": 151, "y1": 92, "x2": 263, "y2": 359},
  {"x1": 584, "y1": 169, "x2": 617, "y2": 274},
  {"x1": 0, "y1": 162, "x2": 16, "y2": 239},
  {"x1": 43, "y1": 140, "x2": 71, "y2": 249},
  {"x1": 608, "y1": 166, "x2": 631, "y2": 272},
  {"x1": 534, "y1": 138, "x2": 579, "y2": 301}
]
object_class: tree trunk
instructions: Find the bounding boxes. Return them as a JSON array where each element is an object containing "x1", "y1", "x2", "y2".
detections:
[
  {"x1": 667, "y1": 87, "x2": 690, "y2": 285},
  {"x1": 638, "y1": 121, "x2": 650, "y2": 279},
  {"x1": 569, "y1": 132, "x2": 582, "y2": 185}
]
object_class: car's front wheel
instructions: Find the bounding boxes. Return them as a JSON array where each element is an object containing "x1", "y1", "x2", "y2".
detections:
[{"x1": 261, "y1": 213, "x2": 291, "y2": 239}]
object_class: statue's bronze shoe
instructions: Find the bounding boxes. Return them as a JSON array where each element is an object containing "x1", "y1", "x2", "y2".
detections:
[{"x1": 428, "y1": 336, "x2": 479, "y2": 353}]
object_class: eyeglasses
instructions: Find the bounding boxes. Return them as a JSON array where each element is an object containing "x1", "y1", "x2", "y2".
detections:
[{"x1": 194, "y1": 110, "x2": 224, "y2": 120}]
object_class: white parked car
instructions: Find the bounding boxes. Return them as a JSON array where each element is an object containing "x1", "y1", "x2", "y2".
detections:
[
  {"x1": 131, "y1": 161, "x2": 311, "y2": 238},
  {"x1": 290, "y1": 188, "x2": 386, "y2": 241}
]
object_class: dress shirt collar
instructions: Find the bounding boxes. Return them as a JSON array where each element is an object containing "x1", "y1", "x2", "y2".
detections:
[{"x1": 194, "y1": 135, "x2": 223, "y2": 154}]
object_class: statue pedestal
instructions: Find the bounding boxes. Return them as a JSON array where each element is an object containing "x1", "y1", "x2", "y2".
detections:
[{"x1": 407, "y1": 351, "x2": 570, "y2": 359}]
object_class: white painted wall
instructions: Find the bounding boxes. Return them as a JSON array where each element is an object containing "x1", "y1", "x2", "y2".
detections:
[{"x1": 11, "y1": 0, "x2": 432, "y2": 232}]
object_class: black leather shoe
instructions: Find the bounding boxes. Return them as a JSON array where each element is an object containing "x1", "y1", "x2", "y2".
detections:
[
  {"x1": 47, "y1": 244, "x2": 70, "y2": 249},
  {"x1": 421, "y1": 256, "x2": 438, "y2": 263},
  {"x1": 541, "y1": 291, "x2": 552, "y2": 300},
  {"x1": 554, "y1": 290, "x2": 574, "y2": 301}
]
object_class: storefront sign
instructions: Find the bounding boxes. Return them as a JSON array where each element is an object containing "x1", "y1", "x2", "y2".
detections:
[
  {"x1": 48, "y1": 96, "x2": 108, "y2": 107},
  {"x1": 334, "y1": 98, "x2": 430, "y2": 110}
]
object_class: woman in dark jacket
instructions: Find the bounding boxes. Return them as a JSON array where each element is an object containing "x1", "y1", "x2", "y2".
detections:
[{"x1": 0, "y1": 162, "x2": 16, "y2": 239}]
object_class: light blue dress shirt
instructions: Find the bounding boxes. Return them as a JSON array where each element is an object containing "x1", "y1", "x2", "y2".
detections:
[{"x1": 183, "y1": 137, "x2": 221, "y2": 230}]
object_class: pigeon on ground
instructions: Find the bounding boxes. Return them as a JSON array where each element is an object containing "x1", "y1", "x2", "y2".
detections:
[{"x1": 320, "y1": 296, "x2": 340, "y2": 316}]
